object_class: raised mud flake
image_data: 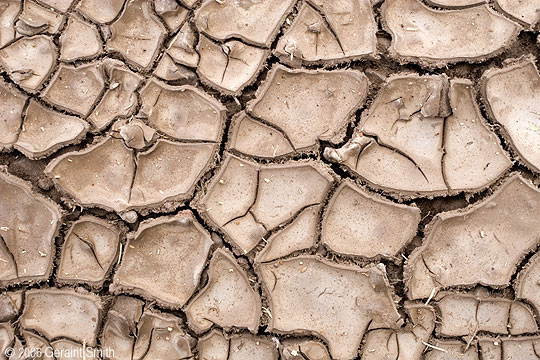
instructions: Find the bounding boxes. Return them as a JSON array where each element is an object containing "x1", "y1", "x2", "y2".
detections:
[
  {"x1": 483, "y1": 58, "x2": 540, "y2": 173},
  {"x1": 139, "y1": 79, "x2": 226, "y2": 142},
  {"x1": 195, "y1": 0, "x2": 296, "y2": 47},
  {"x1": 77, "y1": 0, "x2": 125, "y2": 23},
  {"x1": 275, "y1": 0, "x2": 377, "y2": 65},
  {"x1": 154, "y1": 0, "x2": 189, "y2": 32},
  {"x1": 113, "y1": 118, "x2": 157, "y2": 150},
  {"x1": 247, "y1": 65, "x2": 368, "y2": 151},
  {"x1": 381, "y1": 0, "x2": 520, "y2": 66},
  {"x1": 15, "y1": 100, "x2": 88, "y2": 159},
  {"x1": 198, "y1": 330, "x2": 278, "y2": 360},
  {"x1": 0, "y1": 79, "x2": 27, "y2": 149},
  {"x1": 362, "y1": 303, "x2": 435, "y2": 360},
  {"x1": 60, "y1": 15, "x2": 102, "y2": 61},
  {"x1": 227, "y1": 112, "x2": 294, "y2": 158},
  {"x1": 479, "y1": 336, "x2": 540, "y2": 360},
  {"x1": 197, "y1": 154, "x2": 333, "y2": 254},
  {"x1": 435, "y1": 292, "x2": 538, "y2": 337},
  {"x1": 326, "y1": 75, "x2": 510, "y2": 197},
  {"x1": 21, "y1": 288, "x2": 102, "y2": 346},
  {"x1": 0, "y1": 172, "x2": 60, "y2": 286},
  {"x1": 259, "y1": 257, "x2": 402, "y2": 360},
  {"x1": 406, "y1": 174, "x2": 540, "y2": 300},
  {"x1": 16, "y1": 0, "x2": 64, "y2": 36},
  {"x1": 0, "y1": 0, "x2": 20, "y2": 47},
  {"x1": 0, "y1": 35, "x2": 56, "y2": 93},
  {"x1": 111, "y1": 211, "x2": 212, "y2": 308},
  {"x1": 89, "y1": 64, "x2": 142, "y2": 131},
  {"x1": 102, "y1": 296, "x2": 194, "y2": 360},
  {"x1": 166, "y1": 22, "x2": 199, "y2": 68},
  {"x1": 281, "y1": 339, "x2": 330, "y2": 360},
  {"x1": 154, "y1": 54, "x2": 197, "y2": 82},
  {"x1": 57, "y1": 216, "x2": 120, "y2": 286},
  {"x1": 0, "y1": 291, "x2": 23, "y2": 322},
  {"x1": 322, "y1": 181, "x2": 420, "y2": 258},
  {"x1": 185, "y1": 248, "x2": 261, "y2": 333},
  {"x1": 256, "y1": 205, "x2": 319, "y2": 263},
  {"x1": 107, "y1": 0, "x2": 167, "y2": 69},
  {"x1": 495, "y1": 0, "x2": 540, "y2": 26},
  {"x1": 197, "y1": 35, "x2": 269, "y2": 95},
  {"x1": 515, "y1": 252, "x2": 540, "y2": 315},
  {"x1": 43, "y1": 63, "x2": 105, "y2": 117}
]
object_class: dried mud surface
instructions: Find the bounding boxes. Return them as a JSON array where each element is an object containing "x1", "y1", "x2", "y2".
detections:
[{"x1": 1, "y1": 0, "x2": 540, "y2": 359}]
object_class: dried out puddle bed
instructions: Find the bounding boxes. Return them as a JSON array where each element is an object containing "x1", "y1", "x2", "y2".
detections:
[{"x1": 0, "y1": 1, "x2": 539, "y2": 359}]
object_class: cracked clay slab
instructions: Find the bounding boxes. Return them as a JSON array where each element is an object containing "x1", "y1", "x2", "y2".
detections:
[
  {"x1": 0, "y1": 79, "x2": 27, "y2": 150},
  {"x1": 111, "y1": 211, "x2": 212, "y2": 309},
  {"x1": 322, "y1": 180, "x2": 420, "y2": 258},
  {"x1": 59, "y1": 15, "x2": 102, "y2": 61},
  {"x1": 515, "y1": 252, "x2": 540, "y2": 316},
  {"x1": 483, "y1": 57, "x2": 540, "y2": 173},
  {"x1": 0, "y1": 171, "x2": 60, "y2": 286},
  {"x1": 196, "y1": 154, "x2": 333, "y2": 254},
  {"x1": 325, "y1": 75, "x2": 511, "y2": 198},
  {"x1": 246, "y1": 64, "x2": 368, "y2": 152},
  {"x1": 198, "y1": 330, "x2": 278, "y2": 360},
  {"x1": 259, "y1": 256, "x2": 402, "y2": 359},
  {"x1": 406, "y1": 174, "x2": 540, "y2": 299},
  {"x1": 185, "y1": 248, "x2": 261, "y2": 333},
  {"x1": 195, "y1": 0, "x2": 296, "y2": 47},
  {"x1": 275, "y1": 0, "x2": 377, "y2": 65},
  {"x1": 381, "y1": 0, "x2": 520, "y2": 66}
]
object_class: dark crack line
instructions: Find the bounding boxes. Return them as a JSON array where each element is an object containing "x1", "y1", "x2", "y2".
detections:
[
  {"x1": 0, "y1": 233, "x2": 18, "y2": 278},
  {"x1": 305, "y1": 0, "x2": 345, "y2": 55},
  {"x1": 222, "y1": 168, "x2": 260, "y2": 227},
  {"x1": 440, "y1": 115, "x2": 451, "y2": 191},
  {"x1": 127, "y1": 155, "x2": 139, "y2": 204},
  {"x1": 72, "y1": 232, "x2": 104, "y2": 270}
]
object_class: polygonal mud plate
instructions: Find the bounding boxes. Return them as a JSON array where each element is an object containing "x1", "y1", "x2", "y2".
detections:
[
  {"x1": 406, "y1": 174, "x2": 540, "y2": 300},
  {"x1": 111, "y1": 211, "x2": 212, "y2": 309},
  {"x1": 195, "y1": 154, "x2": 334, "y2": 254},
  {"x1": 246, "y1": 64, "x2": 368, "y2": 153},
  {"x1": 16, "y1": 0, "x2": 64, "y2": 36},
  {"x1": 57, "y1": 216, "x2": 120, "y2": 286},
  {"x1": 280, "y1": 338, "x2": 331, "y2": 360},
  {"x1": 325, "y1": 75, "x2": 511, "y2": 198},
  {"x1": 0, "y1": 1, "x2": 20, "y2": 47},
  {"x1": 381, "y1": 0, "x2": 520, "y2": 67},
  {"x1": 494, "y1": 0, "x2": 540, "y2": 26},
  {"x1": 275, "y1": 0, "x2": 377, "y2": 66},
  {"x1": 0, "y1": 171, "x2": 61, "y2": 287},
  {"x1": 154, "y1": 0, "x2": 189, "y2": 32},
  {"x1": 515, "y1": 252, "x2": 540, "y2": 316},
  {"x1": 60, "y1": 15, "x2": 102, "y2": 61},
  {"x1": 0, "y1": 79, "x2": 27, "y2": 150},
  {"x1": 198, "y1": 330, "x2": 278, "y2": 360},
  {"x1": 482, "y1": 57, "x2": 540, "y2": 173}
]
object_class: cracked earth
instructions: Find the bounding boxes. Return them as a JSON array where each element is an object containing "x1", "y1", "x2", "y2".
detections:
[{"x1": 1, "y1": 0, "x2": 540, "y2": 359}]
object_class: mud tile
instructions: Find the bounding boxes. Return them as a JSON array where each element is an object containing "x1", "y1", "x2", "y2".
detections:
[
  {"x1": 362, "y1": 303, "x2": 435, "y2": 360},
  {"x1": 483, "y1": 57, "x2": 540, "y2": 173},
  {"x1": 198, "y1": 35, "x2": 268, "y2": 95},
  {"x1": 15, "y1": 100, "x2": 88, "y2": 159},
  {"x1": 0, "y1": 35, "x2": 57, "y2": 93},
  {"x1": 495, "y1": 0, "x2": 540, "y2": 26},
  {"x1": 195, "y1": 0, "x2": 296, "y2": 47},
  {"x1": 425, "y1": 0, "x2": 485, "y2": 7},
  {"x1": 0, "y1": 79, "x2": 27, "y2": 150},
  {"x1": 21, "y1": 288, "x2": 102, "y2": 346},
  {"x1": 198, "y1": 330, "x2": 277, "y2": 360},
  {"x1": 326, "y1": 75, "x2": 510, "y2": 197},
  {"x1": 515, "y1": 252, "x2": 540, "y2": 317},
  {"x1": 259, "y1": 257, "x2": 402, "y2": 359},
  {"x1": 185, "y1": 248, "x2": 261, "y2": 333},
  {"x1": 0, "y1": 172, "x2": 60, "y2": 286},
  {"x1": 16, "y1": 0, "x2": 64, "y2": 36},
  {"x1": 111, "y1": 211, "x2": 212, "y2": 308},
  {"x1": 256, "y1": 205, "x2": 319, "y2": 263},
  {"x1": 276, "y1": 0, "x2": 376, "y2": 65},
  {"x1": 281, "y1": 339, "x2": 330, "y2": 360},
  {"x1": 382, "y1": 0, "x2": 520, "y2": 66},
  {"x1": 43, "y1": 63, "x2": 105, "y2": 117},
  {"x1": 197, "y1": 154, "x2": 333, "y2": 254},
  {"x1": 57, "y1": 216, "x2": 120, "y2": 286},
  {"x1": 60, "y1": 15, "x2": 102, "y2": 61},
  {"x1": 89, "y1": 63, "x2": 142, "y2": 131},
  {"x1": 139, "y1": 79, "x2": 225, "y2": 142},
  {"x1": 153, "y1": 54, "x2": 197, "y2": 82},
  {"x1": 406, "y1": 174, "x2": 540, "y2": 299},
  {"x1": 107, "y1": 0, "x2": 166, "y2": 69},
  {"x1": 77, "y1": 0, "x2": 125, "y2": 24},
  {"x1": 322, "y1": 180, "x2": 420, "y2": 258},
  {"x1": 39, "y1": 0, "x2": 75, "y2": 12},
  {"x1": 154, "y1": 0, "x2": 189, "y2": 32},
  {"x1": 23, "y1": 331, "x2": 53, "y2": 360},
  {"x1": 0, "y1": 292, "x2": 20, "y2": 322},
  {"x1": 227, "y1": 112, "x2": 295, "y2": 158},
  {"x1": 246, "y1": 65, "x2": 368, "y2": 151},
  {"x1": 166, "y1": 22, "x2": 199, "y2": 67},
  {"x1": 0, "y1": 0, "x2": 20, "y2": 47},
  {"x1": 424, "y1": 341, "x2": 478, "y2": 360},
  {"x1": 479, "y1": 336, "x2": 540, "y2": 360}
]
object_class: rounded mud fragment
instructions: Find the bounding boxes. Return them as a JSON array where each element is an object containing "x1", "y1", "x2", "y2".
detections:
[
  {"x1": 77, "y1": 0, "x2": 125, "y2": 23},
  {"x1": 406, "y1": 174, "x2": 540, "y2": 299},
  {"x1": 322, "y1": 180, "x2": 420, "y2": 258},
  {"x1": 0, "y1": 171, "x2": 60, "y2": 286},
  {"x1": 57, "y1": 216, "x2": 120, "y2": 286},
  {"x1": 0, "y1": 79, "x2": 27, "y2": 150},
  {"x1": 60, "y1": 15, "x2": 102, "y2": 61},
  {"x1": 166, "y1": 22, "x2": 199, "y2": 67},
  {"x1": 111, "y1": 211, "x2": 212, "y2": 308},
  {"x1": 281, "y1": 339, "x2": 330, "y2": 360},
  {"x1": 515, "y1": 252, "x2": 540, "y2": 316},
  {"x1": 185, "y1": 248, "x2": 261, "y2": 333},
  {"x1": 0, "y1": 0, "x2": 20, "y2": 47},
  {"x1": 495, "y1": 0, "x2": 540, "y2": 26},
  {"x1": 154, "y1": 0, "x2": 189, "y2": 32},
  {"x1": 259, "y1": 256, "x2": 402, "y2": 359},
  {"x1": 198, "y1": 330, "x2": 278, "y2": 360},
  {"x1": 16, "y1": 0, "x2": 64, "y2": 36}
]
